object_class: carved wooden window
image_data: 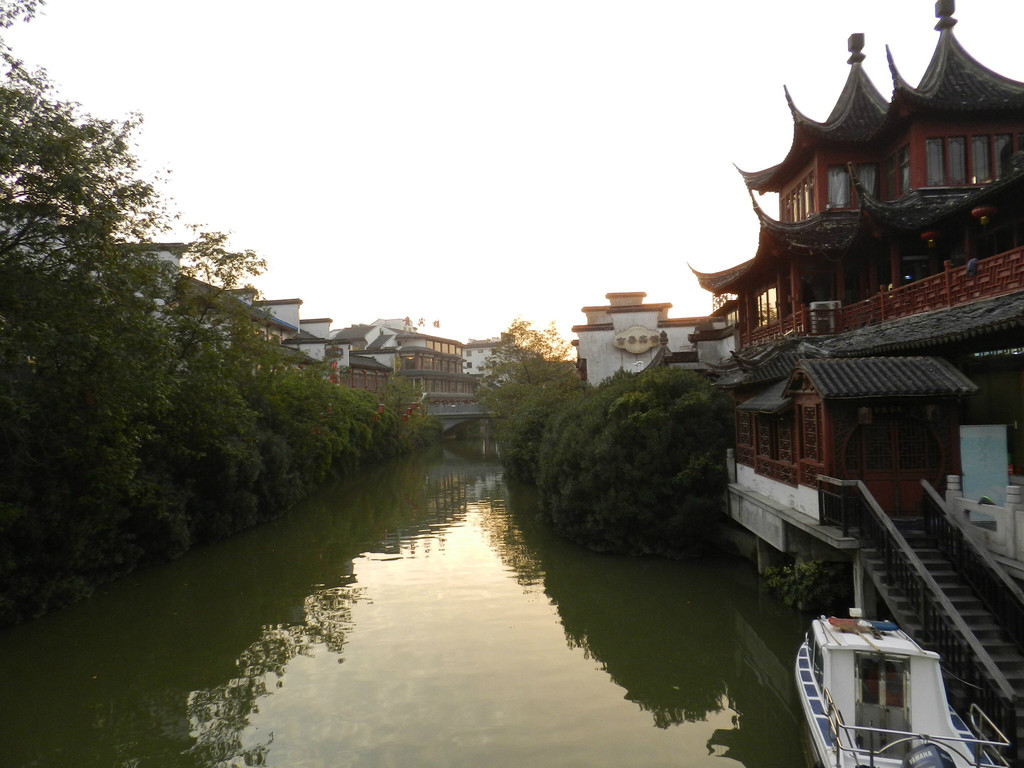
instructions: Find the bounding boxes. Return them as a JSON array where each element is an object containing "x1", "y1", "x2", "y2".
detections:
[
  {"x1": 801, "y1": 405, "x2": 821, "y2": 462},
  {"x1": 757, "y1": 420, "x2": 772, "y2": 457},
  {"x1": 778, "y1": 421, "x2": 793, "y2": 464},
  {"x1": 737, "y1": 412, "x2": 752, "y2": 446}
]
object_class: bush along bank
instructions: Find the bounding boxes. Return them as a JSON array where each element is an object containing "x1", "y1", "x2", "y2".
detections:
[
  {"x1": 0, "y1": 357, "x2": 438, "y2": 628},
  {"x1": 508, "y1": 367, "x2": 734, "y2": 558}
]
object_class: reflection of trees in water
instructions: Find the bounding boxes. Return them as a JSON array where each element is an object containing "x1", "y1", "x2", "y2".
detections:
[
  {"x1": 184, "y1": 582, "x2": 367, "y2": 766},
  {"x1": 500, "y1": 480, "x2": 807, "y2": 768},
  {"x1": 182, "y1": 454, "x2": 503, "y2": 766},
  {"x1": 180, "y1": 452, "x2": 803, "y2": 768}
]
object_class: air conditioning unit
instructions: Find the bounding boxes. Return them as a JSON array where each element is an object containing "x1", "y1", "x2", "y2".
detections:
[{"x1": 809, "y1": 301, "x2": 841, "y2": 335}]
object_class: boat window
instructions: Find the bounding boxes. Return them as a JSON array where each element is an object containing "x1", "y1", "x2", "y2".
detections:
[
  {"x1": 885, "y1": 660, "x2": 905, "y2": 708},
  {"x1": 858, "y1": 656, "x2": 880, "y2": 705},
  {"x1": 812, "y1": 636, "x2": 824, "y2": 686}
]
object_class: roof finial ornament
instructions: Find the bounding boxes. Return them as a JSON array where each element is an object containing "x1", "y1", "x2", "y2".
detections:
[
  {"x1": 847, "y1": 33, "x2": 865, "y2": 65},
  {"x1": 935, "y1": 0, "x2": 957, "y2": 31}
]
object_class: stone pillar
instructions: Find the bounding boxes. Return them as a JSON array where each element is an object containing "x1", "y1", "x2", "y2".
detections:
[
  {"x1": 946, "y1": 474, "x2": 962, "y2": 504},
  {"x1": 756, "y1": 537, "x2": 785, "y2": 576},
  {"x1": 853, "y1": 550, "x2": 878, "y2": 618},
  {"x1": 1007, "y1": 485, "x2": 1023, "y2": 562},
  {"x1": 726, "y1": 448, "x2": 736, "y2": 483}
]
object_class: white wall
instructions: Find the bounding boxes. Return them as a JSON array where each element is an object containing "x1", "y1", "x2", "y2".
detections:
[{"x1": 735, "y1": 464, "x2": 820, "y2": 520}]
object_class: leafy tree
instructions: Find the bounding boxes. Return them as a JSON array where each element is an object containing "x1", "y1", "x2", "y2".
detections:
[
  {"x1": 536, "y1": 368, "x2": 733, "y2": 558},
  {"x1": 0, "y1": 26, "x2": 432, "y2": 624},
  {"x1": 476, "y1": 319, "x2": 579, "y2": 482},
  {"x1": 0, "y1": 45, "x2": 177, "y2": 616}
]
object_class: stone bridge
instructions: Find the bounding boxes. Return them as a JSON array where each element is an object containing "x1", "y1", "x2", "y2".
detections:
[{"x1": 424, "y1": 402, "x2": 491, "y2": 435}]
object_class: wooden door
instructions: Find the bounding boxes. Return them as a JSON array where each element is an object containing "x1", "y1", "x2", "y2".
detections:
[{"x1": 842, "y1": 416, "x2": 943, "y2": 516}]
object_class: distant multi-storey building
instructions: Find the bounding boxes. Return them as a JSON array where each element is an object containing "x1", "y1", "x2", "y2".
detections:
[
  {"x1": 330, "y1": 319, "x2": 477, "y2": 401},
  {"x1": 463, "y1": 337, "x2": 501, "y2": 377}
]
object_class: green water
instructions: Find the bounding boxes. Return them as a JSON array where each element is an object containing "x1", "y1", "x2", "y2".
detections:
[{"x1": 0, "y1": 442, "x2": 809, "y2": 767}]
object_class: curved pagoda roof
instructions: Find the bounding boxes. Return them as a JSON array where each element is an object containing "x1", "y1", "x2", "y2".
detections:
[
  {"x1": 888, "y1": 2, "x2": 1024, "y2": 116},
  {"x1": 739, "y1": 0, "x2": 1024, "y2": 194},
  {"x1": 739, "y1": 33, "x2": 888, "y2": 192},
  {"x1": 689, "y1": 194, "x2": 861, "y2": 295}
]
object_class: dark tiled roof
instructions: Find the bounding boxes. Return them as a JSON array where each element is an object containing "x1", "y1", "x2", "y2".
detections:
[
  {"x1": 366, "y1": 333, "x2": 394, "y2": 351},
  {"x1": 713, "y1": 338, "x2": 831, "y2": 388},
  {"x1": 689, "y1": 258, "x2": 755, "y2": 293},
  {"x1": 828, "y1": 289, "x2": 1024, "y2": 356},
  {"x1": 795, "y1": 356, "x2": 978, "y2": 399},
  {"x1": 739, "y1": 55, "x2": 888, "y2": 193},
  {"x1": 754, "y1": 203, "x2": 860, "y2": 257},
  {"x1": 331, "y1": 324, "x2": 372, "y2": 343},
  {"x1": 736, "y1": 379, "x2": 791, "y2": 413},
  {"x1": 712, "y1": 289, "x2": 1024, "y2": 388},
  {"x1": 888, "y1": 21, "x2": 1024, "y2": 114},
  {"x1": 740, "y1": 11, "x2": 1024, "y2": 195},
  {"x1": 857, "y1": 185, "x2": 975, "y2": 231},
  {"x1": 349, "y1": 353, "x2": 392, "y2": 372}
]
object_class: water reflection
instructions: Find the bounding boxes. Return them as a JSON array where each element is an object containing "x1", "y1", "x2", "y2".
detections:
[
  {"x1": 0, "y1": 442, "x2": 805, "y2": 768},
  {"x1": 180, "y1": 444, "x2": 804, "y2": 768}
]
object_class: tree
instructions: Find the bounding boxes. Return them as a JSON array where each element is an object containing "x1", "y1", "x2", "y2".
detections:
[
  {"x1": 476, "y1": 319, "x2": 579, "y2": 482},
  {"x1": 0, "y1": 48, "x2": 177, "y2": 617},
  {"x1": 535, "y1": 368, "x2": 733, "y2": 558}
]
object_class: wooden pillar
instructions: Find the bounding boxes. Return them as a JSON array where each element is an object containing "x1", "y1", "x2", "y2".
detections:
[
  {"x1": 888, "y1": 242, "x2": 901, "y2": 287},
  {"x1": 790, "y1": 258, "x2": 801, "y2": 318}
]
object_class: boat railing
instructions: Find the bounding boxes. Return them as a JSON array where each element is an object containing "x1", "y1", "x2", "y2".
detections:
[
  {"x1": 921, "y1": 481, "x2": 1024, "y2": 656},
  {"x1": 969, "y1": 704, "x2": 1013, "y2": 768},
  {"x1": 816, "y1": 477, "x2": 1019, "y2": 750},
  {"x1": 822, "y1": 687, "x2": 1010, "y2": 768}
]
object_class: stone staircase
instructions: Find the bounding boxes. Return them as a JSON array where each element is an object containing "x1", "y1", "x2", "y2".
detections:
[{"x1": 859, "y1": 521, "x2": 1024, "y2": 760}]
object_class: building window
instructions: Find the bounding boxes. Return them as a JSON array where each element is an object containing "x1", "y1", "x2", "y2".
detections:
[
  {"x1": 883, "y1": 147, "x2": 910, "y2": 199},
  {"x1": 898, "y1": 146, "x2": 910, "y2": 195},
  {"x1": 856, "y1": 163, "x2": 879, "y2": 196},
  {"x1": 948, "y1": 137, "x2": 967, "y2": 184},
  {"x1": 782, "y1": 171, "x2": 815, "y2": 222},
  {"x1": 996, "y1": 134, "x2": 1012, "y2": 178},
  {"x1": 926, "y1": 138, "x2": 945, "y2": 186},
  {"x1": 756, "y1": 286, "x2": 778, "y2": 326},
  {"x1": 972, "y1": 135, "x2": 991, "y2": 183},
  {"x1": 827, "y1": 165, "x2": 850, "y2": 208}
]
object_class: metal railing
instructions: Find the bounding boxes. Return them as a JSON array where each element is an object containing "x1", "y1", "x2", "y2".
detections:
[
  {"x1": 821, "y1": 686, "x2": 1010, "y2": 768},
  {"x1": 922, "y1": 482, "x2": 1024, "y2": 657},
  {"x1": 817, "y1": 477, "x2": 1019, "y2": 750}
]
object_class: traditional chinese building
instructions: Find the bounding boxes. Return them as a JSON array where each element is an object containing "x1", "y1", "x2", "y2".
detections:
[
  {"x1": 572, "y1": 292, "x2": 733, "y2": 384},
  {"x1": 695, "y1": 0, "x2": 1024, "y2": 522}
]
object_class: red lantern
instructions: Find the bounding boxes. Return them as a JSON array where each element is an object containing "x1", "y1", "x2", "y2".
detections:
[
  {"x1": 972, "y1": 206, "x2": 997, "y2": 226},
  {"x1": 920, "y1": 230, "x2": 941, "y2": 248}
]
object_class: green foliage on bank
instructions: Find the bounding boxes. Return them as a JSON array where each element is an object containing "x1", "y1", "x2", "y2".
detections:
[
  {"x1": 476, "y1": 319, "x2": 580, "y2": 484},
  {"x1": 481, "y1": 319, "x2": 734, "y2": 557},
  {"x1": 762, "y1": 560, "x2": 853, "y2": 613},
  {"x1": 535, "y1": 368, "x2": 734, "y2": 558},
  {"x1": 0, "y1": 37, "x2": 435, "y2": 626}
]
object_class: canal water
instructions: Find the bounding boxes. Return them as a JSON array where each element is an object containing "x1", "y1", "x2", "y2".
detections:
[{"x1": 0, "y1": 442, "x2": 810, "y2": 768}]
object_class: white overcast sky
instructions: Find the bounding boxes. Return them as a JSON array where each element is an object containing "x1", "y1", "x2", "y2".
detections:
[{"x1": 5, "y1": 0, "x2": 1023, "y2": 342}]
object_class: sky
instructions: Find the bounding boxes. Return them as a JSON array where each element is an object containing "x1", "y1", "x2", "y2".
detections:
[{"x1": 4, "y1": 0, "x2": 1023, "y2": 343}]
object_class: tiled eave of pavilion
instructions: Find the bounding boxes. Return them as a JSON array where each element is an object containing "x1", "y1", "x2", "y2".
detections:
[
  {"x1": 738, "y1": 2, "x2": 1024, "y2": 194},
  {"x1": 886, "y1": 12, "x2": 1024, "y2": 119},
  {"x1": 690, "y1": 200, "x2": 861, "y2": 296},
  {"x1": 698, "y1": 156, "x2": 1024, "y2": 300},
  {"x1": 858, "y1": 159, "x2": 1024, "y2": 233},
  {"x1": 709, "y1": 287, "x2": 1024, "y2": 390},
  {"x1": 739, "y1": 40, "x2": 889, "y2": 193},
  {"x1": 791, "y1": 356, "x2": 979, "y2": 400}
]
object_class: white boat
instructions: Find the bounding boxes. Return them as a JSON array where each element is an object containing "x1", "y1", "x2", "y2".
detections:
[{"x1": 796, "y1": 615, "x2": 1010, "y2": 768}]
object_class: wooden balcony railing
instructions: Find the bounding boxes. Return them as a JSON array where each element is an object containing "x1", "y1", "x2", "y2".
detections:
[{"x1": 739, "y1": 247, "x2": 1024, "y2": 347}]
